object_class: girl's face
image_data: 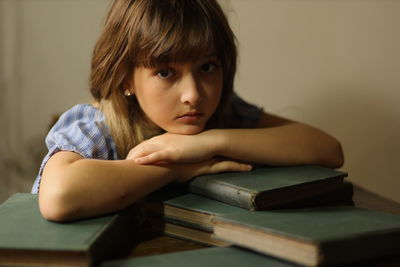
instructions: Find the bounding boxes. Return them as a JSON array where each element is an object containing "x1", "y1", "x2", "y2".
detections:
[{"x1": 128, "y1": 54, "x2": 223, "y2": 134}]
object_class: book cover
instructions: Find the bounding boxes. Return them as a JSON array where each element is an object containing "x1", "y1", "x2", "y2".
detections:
[
  {"x1": 189, "y1": 165, "x2": 348, "y2": 210},
  {"x1": 213, "y1": 206, "x2": 400, "y2": 266},
  {"x1": 0, "y1": 193, "x2": 139, "y2": 267},
  {"x1": 101, "y1": 246, "x2": 299, "y2": 267}
]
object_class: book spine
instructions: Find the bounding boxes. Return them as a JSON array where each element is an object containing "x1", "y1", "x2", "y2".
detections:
[
  {"x1": 164, "y1": 216, "x2": 213, "y2": 232},
  {"x1": 188, "y1": 179, "x2": 255, "y2": 210},
  {"x1": 164, "y1": 222, "x2": 230, "y2": 247},
  {"x1": 89, "y1": 204, "x2": 142, "y2": 264}
]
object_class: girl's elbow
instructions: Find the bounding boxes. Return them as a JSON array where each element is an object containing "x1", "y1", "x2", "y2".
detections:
[
  {"x1": 39, "y1": 188, "x2": 80, "y2": 222},
  {"x1": 324, "y1": 141, "x2": 345, "y2": 169},
  {"x1": 39, "y1": 205, "x2": 69, "y2": 222}
]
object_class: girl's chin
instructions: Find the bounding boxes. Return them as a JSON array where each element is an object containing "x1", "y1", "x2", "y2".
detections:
[{"x1": 166, "y1": 125, "x2": 205, "y2": 135}]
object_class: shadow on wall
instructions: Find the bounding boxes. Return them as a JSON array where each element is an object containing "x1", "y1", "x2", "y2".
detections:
[
  {"x1": 1, "y1": 135, "x2": 46, "y2": 203},
  {"x1": 310, "y1": 82, "x2": 400, "y2": 203},
  {"x1": 0, "y1": 115, "x2": 58, "y2": 203}
]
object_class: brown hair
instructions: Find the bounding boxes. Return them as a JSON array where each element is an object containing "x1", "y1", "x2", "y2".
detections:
[{"x1": 90, "y1": 0, "x2": 237, "y2": 158}]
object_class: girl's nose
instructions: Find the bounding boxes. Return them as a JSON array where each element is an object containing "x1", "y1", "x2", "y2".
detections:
[{"x1": 180, "y1": 73, "x2": 201, "y2": 106}]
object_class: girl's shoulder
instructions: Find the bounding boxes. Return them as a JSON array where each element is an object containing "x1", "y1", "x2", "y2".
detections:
[
  {"x1": 32, "y1": 104, "x2": 116, "y2": 194},
  {"x1": 55, "y1": 104, "x2": 104, "y2": 125},
  {"x1": 46, "y1": 103, "x2": 117, "y2": 160},
  {"x1": 49, "y1": 103, "x2": 107, "y2": 135}
]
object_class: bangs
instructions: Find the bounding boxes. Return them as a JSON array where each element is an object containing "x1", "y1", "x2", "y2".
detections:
[{"x1": 131, "y1": 1, "x2": 219, "y2": 67}]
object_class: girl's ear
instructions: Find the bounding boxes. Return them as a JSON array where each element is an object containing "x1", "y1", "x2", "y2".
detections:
[
  {"x1": 123, "y1": 78, "x2": 135, "y2": 96},
  {"x1": 124, "y1": 89, "x2": 133, "y2": 97}
]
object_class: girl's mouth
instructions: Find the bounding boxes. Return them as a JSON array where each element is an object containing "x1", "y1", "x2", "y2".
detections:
[{"x1": 177, "y1": 112, "x2": 204, "y2": 122}]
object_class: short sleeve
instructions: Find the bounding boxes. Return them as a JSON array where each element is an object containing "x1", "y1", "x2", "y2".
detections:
[
  {"x1": 223, "y1": 93, "x2": 264, "y2": 128},
  {"x1": 31, "y1": 104, "x2": 118, "y2": 194}
]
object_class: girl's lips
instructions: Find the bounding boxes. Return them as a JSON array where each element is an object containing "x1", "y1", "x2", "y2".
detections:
[{"x1": 177, "y1": 113, "x2": 204, "y2": 122}]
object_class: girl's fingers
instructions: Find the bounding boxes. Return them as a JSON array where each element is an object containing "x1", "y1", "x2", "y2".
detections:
[
  {"x1": 126, "y1": 147, "x2": 142, "y2": 160},
  {"x1": 208, "y1": 160, "x2": 252, "y2": 174},
  {"x1": 134, "y1": 155, "x2": 157, "y2": 164},
  {"x1": 176, "y1": 159, "x2": 254, "y2": 183},
  {"x1": 126, "y1": 145, "x2": 158, "y2": 160},
  {"x1": 134, "y1": 151, "x2": 172, "y2": 165}
]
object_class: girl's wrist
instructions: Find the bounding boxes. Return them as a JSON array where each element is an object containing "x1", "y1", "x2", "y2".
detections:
[
  {"x1": 173, "y1": 162, "x2": 202, "y2": 183},
  {"x1": 201, "y1": 129, "x2": 228, "y2": 157}
]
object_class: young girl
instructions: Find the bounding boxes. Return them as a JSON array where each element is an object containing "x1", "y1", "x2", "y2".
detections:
[{"x1": 32, "y1": 0, "x2": 344, "y2": 222}]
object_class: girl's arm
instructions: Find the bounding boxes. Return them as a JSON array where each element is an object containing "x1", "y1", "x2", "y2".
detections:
[
  {"x1": 39, "y1": 151, "x2": 252, "y2": 222},
  {"x1": 129, "y1": 112, "x2": 344, "y2": 169},
  {"x1": 212, "y1": 112, "x2": 344, "y2": 168}
]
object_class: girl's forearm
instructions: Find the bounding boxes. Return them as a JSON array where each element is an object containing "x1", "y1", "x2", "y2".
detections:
[
  {"x1": 39, "y1": 154, "x2": 185, "y2": 221},
  {"x1": 210, "y1": 123, "x2": 344, "y2": 168}
]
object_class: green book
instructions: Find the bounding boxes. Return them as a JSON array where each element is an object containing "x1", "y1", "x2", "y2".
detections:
[
  {"x1": 0, "y1": 193, "x2": 139, "y2": 267},
  {"x1": 146, "y1": 193, "x2": 244, "y2": 246},
  {"x1": 146, "y1": 183, "x2": 353, "y2": 246},
  {"x1": 100, "y1": 246, "x2": 299, "y2": 267},
  {"x1": 189, "y1": 165, "x2": 348, "y2": 210},
  {"x1": 159, "y1": 221, "x2": 230, "y2": 247},
  {"x1": 147, "y1": 193, "x2": 245, "y2": 232},
  {"x1": 212, "y1": 206, "x2": 400, "y2": 266},
  {"x1": 278, "y1": 181, "x2": 354, "y2": 209}
]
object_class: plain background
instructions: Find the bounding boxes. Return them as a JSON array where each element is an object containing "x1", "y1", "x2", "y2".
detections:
[{"x1": 0, "y1": 0, "x2": 399, "y2": 204}]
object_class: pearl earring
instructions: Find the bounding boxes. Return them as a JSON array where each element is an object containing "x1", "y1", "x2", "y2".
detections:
[{"x1": 125, "y1": 90, "x2": 132, "y2": 97}]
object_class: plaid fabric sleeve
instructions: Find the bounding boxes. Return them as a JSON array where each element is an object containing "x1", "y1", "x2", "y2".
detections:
[{"x1": 31, "y1": 104, "x2": 118, "y2": 194}]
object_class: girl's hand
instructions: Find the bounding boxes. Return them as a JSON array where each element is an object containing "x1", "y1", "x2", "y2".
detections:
[
  {"x1": 176, "y1": 157, "x2": 253, "y2": 183},
  {"x1": 126, "y1": 131, "x2": 220, "y2": 164}
]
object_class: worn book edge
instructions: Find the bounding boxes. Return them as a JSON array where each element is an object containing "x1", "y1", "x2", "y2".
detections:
[
  {"x1": 146, "y1": 202, "x2": 214, "y2": 231},
  {"x1": 213, "y1": 219, "x2": 400, "y2": 266},
  {"x1": 189, "y1": 180, "x2": 255, "y2": 210},
  {"x1": 0, "y1": 250, "x2": 90, "y2": 267},
  {"x1": 164, "y1": 222, "x2": 230, "y2": 247},
  {"x1": 213, "y1": 221, "x2": 319, "y2": 266},
  {"x1": 190, "y1": 176, "x2": 344, "y2": 210}
]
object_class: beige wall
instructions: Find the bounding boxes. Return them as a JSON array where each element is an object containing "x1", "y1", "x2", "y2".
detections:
[
  {"x1": 228, "y1": 0, "x2": 400, "y2": 203},
  {"x1": 0, "y1": 0, "x2": 111, "y2": 202},
  {"x1": 1, "y1": 0, "x2": 399, "y2": 203}
]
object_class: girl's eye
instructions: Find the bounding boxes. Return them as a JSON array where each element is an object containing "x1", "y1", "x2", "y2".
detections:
[
  {"x1": 200, "y1": 63, "x2": 217, "y2": 73},
  {"x1": 157, "y1": 69, "x2": 174, "y2": 79}
]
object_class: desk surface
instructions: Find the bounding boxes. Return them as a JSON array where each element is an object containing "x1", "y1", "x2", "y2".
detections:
[{"x1": 125, "y1": 186, "x2": 400, "y2": 266}]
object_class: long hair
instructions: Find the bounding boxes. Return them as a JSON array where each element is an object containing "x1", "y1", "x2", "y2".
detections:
[{"x1": 90, "y1": 0, "x2": 237, "y2": 158}]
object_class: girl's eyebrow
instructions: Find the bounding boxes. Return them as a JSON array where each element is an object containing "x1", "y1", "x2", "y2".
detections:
[
  {"x1": 199, "y1": 53, "x2": 220, "y2": 63},
  {"x1": 146, "y1": 53, "x2": 219, "y2": 68},
  {"x1": 203, "y1": 52, "x2": 218, "y2": 58}
]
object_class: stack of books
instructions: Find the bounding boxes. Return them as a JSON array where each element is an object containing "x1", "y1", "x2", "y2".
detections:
[
  {"x1": 142, "y1": 165, "x2": 400, "y2": 266},
  {"x1": 146, "y1": 165, "x2": 354, "y2": 247},
  {"x1": 1, "y1": 165, "x2": 400, "y2": 266}
]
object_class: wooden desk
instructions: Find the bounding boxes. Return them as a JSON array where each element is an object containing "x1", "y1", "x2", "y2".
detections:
[{"x1": 124, "y1": 186, "x2": 400, "y2": 266}]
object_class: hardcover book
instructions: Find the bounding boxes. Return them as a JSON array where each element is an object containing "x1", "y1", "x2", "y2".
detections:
[
  {"x1": 163, "y1": 221, "x2": 230, "y2": 247},
  {"x1": 212, "y1": 206, "x2": 400, "y2": 266},
  {"x1": 146, "y1": 193, "x2": 242, "y2": 246},
  {"x1": 0, "y1": 193, "x2": 139, "y2": 267},
  {"x1": 189, "y1": 165, "x2": 349, "y2": 210},
  {"x1": 146, "y1": 193, "x2": 245, "y2": 232},
  {"x1": 146, "y1": 184, "x2": 353, "y2": 246},
  {"x1": 101, "y1": 246, "x2": 298, "y2": 267}
]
